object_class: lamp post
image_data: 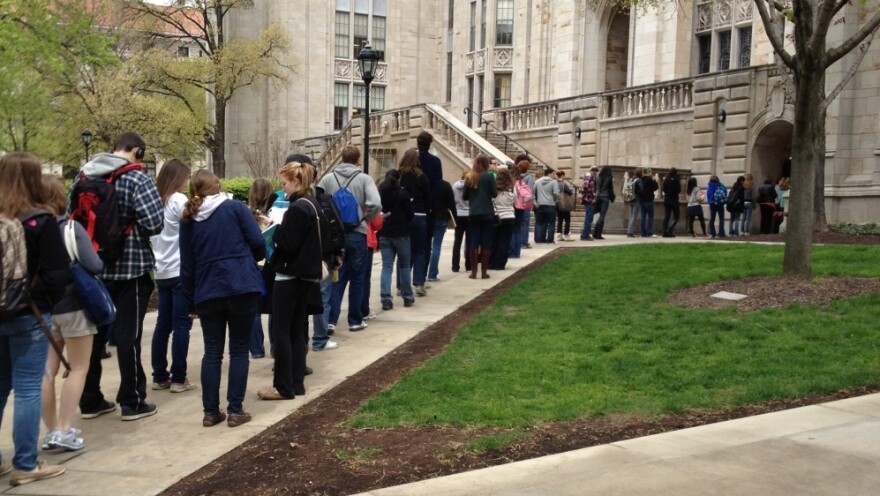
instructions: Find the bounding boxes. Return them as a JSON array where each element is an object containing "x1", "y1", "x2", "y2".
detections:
[
  {"x1": 357, "y1": 42, "x2": 379, "y2": 175},
  {"x1": 80, "y1": 129, "x2": 92, "y2": 164}
]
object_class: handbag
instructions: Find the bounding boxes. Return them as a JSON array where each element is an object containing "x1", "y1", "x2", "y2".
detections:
[{"x1": 64, "y1": 219, "x2": 116, "y2": 326}]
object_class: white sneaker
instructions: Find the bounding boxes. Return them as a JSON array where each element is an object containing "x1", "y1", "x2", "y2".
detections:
[
  {"x1": 314, "y1": 340, "x2": 339, "y2": 351},
  {"x1": 349, "y1": 322, "x2": 369, "y2": 332},
  {"x1": 363, "y1": 313, "x2": 378, "y2": 321},
  {"x1": 170, "y1": 380, "x2": 199, "y2": 393},
  {"x1": 41, "y1": 430, "x2": 60, "y2": 450},
  {"x1": 53, "y1": 428, "x2": 85, "y2": 451},
  {"x1": 556, "y1": 233, "x2": 564, "y2": 241},
  {"x1": 328, "y1": 323, "x2": 336, "y2": 332}
]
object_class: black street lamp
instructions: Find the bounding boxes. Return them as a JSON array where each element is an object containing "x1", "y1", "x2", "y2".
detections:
[
  {"x1": 80, "y1": 129, "x2": 92, "y2": 163},
  {"x1": 357, "y1": 42, "x2": 379, "y2": 175}
]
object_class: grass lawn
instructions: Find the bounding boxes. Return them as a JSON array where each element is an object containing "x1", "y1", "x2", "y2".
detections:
[{"x1": 350, "y1": 243, "x2": 880, "y2": 428}]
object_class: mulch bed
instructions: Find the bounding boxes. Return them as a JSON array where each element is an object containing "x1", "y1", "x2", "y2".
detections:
[{"x1": 162, "y1": 234, "x2": 880, "y2": 496}]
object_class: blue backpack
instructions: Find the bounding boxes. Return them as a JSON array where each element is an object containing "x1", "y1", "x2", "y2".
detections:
[
  {"x1": 712, "y1": 184, "x2": 728, "y2": 205},
  {"x1": 332, "y1": 172, "x2": 362, "y2": 230}
]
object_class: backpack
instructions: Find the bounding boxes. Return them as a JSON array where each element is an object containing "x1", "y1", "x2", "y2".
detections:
[
  {"x1": 313, "y1": 193, "x2": 346, "y2": 259},
  {"x1": 557, "y1": 182, "x2": 575, "y2": 212},
  {"x1": 712, "y1": 184, "x2": 728, "y2": 205},
  {"x1": 514, "y1": 180, "x2": 534, "y2": 210},
  {"x1": 62, "y1": 218, "x2": 116, "y2": 326},
  {"x1": 622, "y1": 176, "x2": 637, "y2": 202},
  {"x1": 726, "y1": 187, "x2": 744, "y2": 213},
  {"x1": 331, "y1": 172, "x2": 362, "y2": 230},
  {"x1": 0, "y1": 215, "x2": 30, "y2": 316},
  {"x1": 69, "y1": 163, "x2": 144, "y2": 265}
]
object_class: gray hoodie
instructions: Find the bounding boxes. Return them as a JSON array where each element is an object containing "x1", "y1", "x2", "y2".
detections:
[
  {"x1": 82, "y1": 152, "x2": 130, "y2": 176},
  {"x1": 316, "y1": 163, "x2": 382, "y2": 235}
]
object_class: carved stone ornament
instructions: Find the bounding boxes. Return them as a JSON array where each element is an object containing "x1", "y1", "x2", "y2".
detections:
[
  {"x1": 375, "y1": 63, "x2": 387, "y2": 83},
  {"x1": 697, "y1": 2, "x2": 713, "y2": 32},
  {"x1": 466, "y1": 53, "x2": 474, "y2": 75},
  {"x1": 736, "y1": 0, "x2": 752, "y2": 22},
  {"x1": 770, "y1": 81, "x2": 786, "y2": 117},
  {"x1": 715, "y1": 0, "x2": 732, "y2": 26},
  {"x1": 475, "y1": 49, "x2": 485, "y2": 72},
  {"x1": 494, "y1": 47, "x2": 513, "y2": 69},
  {"x1": 335, "y1": 59, "x2": 352, "y2": 80}
]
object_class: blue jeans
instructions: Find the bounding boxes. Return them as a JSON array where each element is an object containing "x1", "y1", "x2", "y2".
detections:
[
  {"x1": 729, "y1": 211, "x2": 742, "y2": 236},
  {"x1": 380, "y1": 236, "x2": 413, "y2": 301},
  {"x1": 709, "y1": 204, "x2": 726, "y2": 237},
  {"x1": 534, "y1": 205, "x2": 556, "y2": 243},
  {"x1": 428, "y1": 219, "x2": 448, "y2": 280},
  {"x1": 509, "y1": 209, "x2": 523, "y2": 258},
  {"x1": 627, "y1": 201, "x2": 641, "y2": 235},
  {"x1": 580, "y1": 203, "x2": 596, "y2": 239},
  {"x1": 640, "y1": 202, "x2": 655, "y2": 236},
  {"x1": 197, "y1": 294, "x2": 256, "y2": 415},
  {"x1": 250, "y1": 315, "x2": 265, "y2": 357},
  {"x1": 0, "y1": 312, "x2": 50, "y2": 470},
  {"x1": 311, "y1": 275, "x2": 333, "y2": 349},
  {"x1": 361, "y1": 249, "x2": 374, "y2": 316},
  {"x1": 151, "y1": 277, "x2": 193, "y2": 383},
  {"x1": 741, "y1": 203, "x2": 755, "y2": 234},
  {"x1": 408, "y1": 215, "x2": 428, "y2": 286},
  {"x1": 330, "y1": 232, "x2": 368, "y2": 327},
  {"x1": 519, "y1": 209, "x2": 532, "y2": 246}
]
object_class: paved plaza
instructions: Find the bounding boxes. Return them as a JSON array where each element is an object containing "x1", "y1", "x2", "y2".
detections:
[{"x1": 2, "y1": 234, "x2": 879, "y2": 495}]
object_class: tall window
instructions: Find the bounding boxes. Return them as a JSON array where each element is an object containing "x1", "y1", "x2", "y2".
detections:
[
  {"x1": 334, "y1": 83, "x2": 350, "y2": 130},
  {"x1": 469, "y1": 1, "x2": 476, "y2": 51},
  {"x1": 494, "y1": 74, "x2": 511, "y2": 108},
  {"x1": 353, "y1": 14, "x2": 368, "y2": 58},
  {"x1": 373, "y1": 16, "x2": 386, "y2": 60},
  {"x1": 446, "y1": 52, "x2": 453, "y2": 102},
  {"x1": 496, "y1": 0, "x2": 514, "y2": 45},
  {"x1": 477, "y1": 75, "x2": 485, "y2": 119},
  {"x1": 480, "y1": 0, "x2": 487, "y2": 49},
  {"x1": 335, "y1": 11, "x2": 350, "y2": 58},
  {"x1": 467, "y1": 77, "x2": 474, "y2": 126},
  {"x1": 695, "y1": 0, "x2": 752, "y2": 73},
  {"x1": 371, "y1": 86, "x2": 385, "y2": 111},
  {"x1": 353, "y1": 85, "x2": 366, "y2": 115}
]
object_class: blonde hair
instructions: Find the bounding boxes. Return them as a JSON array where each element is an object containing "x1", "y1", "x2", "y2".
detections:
[
  {"x1": 182, "y1": 169, "x2": 221, "y2": 222},
  {"x1": 42, "y1": 174, "x2": 68, "y2": 216},
  {"x1": 0, "y1": 152, "x2": 47, "y2": 218},
  {"x1": 279, "y1": 161, "x2": 315, "y2": 195}
]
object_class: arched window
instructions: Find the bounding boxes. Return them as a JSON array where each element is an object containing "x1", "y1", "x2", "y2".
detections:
[{"x1": 695, "y1": 0, "x2": 753, "y2": 74}]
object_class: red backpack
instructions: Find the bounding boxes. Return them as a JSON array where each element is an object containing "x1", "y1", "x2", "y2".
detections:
[{"x1": 69, "y1": 163, "x2": 144, "y2": 265}]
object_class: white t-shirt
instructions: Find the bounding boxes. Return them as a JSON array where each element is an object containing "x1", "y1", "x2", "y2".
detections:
[{"x1": 151, "y1": 192, "x2": 187, "y2": 280}]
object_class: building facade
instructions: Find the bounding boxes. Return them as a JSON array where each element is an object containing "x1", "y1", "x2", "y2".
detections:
[{"x1": 224, "y1": 0, "x2": 880, "y2": 224}]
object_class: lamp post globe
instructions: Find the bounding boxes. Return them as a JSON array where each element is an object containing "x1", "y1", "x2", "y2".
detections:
[
  {"x1": 80, "y1": 129, "x2": 93, "y2": 163},
  {"x1": 357, "y1": 43, "x2": 380, "y2": 175}
]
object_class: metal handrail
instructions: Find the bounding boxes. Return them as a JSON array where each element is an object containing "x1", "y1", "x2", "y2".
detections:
[{"x1": 463, "y1": 106, "x2": 554, "y2": 172}]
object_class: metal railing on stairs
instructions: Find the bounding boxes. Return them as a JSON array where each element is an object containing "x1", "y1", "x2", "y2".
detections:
[{"x1": 463, "y1": 107, "x2": 554, "y2": 172}]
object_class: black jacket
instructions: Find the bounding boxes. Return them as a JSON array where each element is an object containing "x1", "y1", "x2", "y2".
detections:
[
  {"x1": 636, "y1": 177, "x2": 658, "y2": 203},
  {"x1": 18, "y1": 211, "x2": 69, "y2": 315},
  {"x1": 272, "y1": 195, "x2": 323, "y2": 281},
  {"x1": 379, "y1": 186, "x2": 414, "y2": 238},
  {"x1": 662, "y1": 175, "x2": 681, "y2": 203},
  {"x1": 400, "y1": 172, "x2": 431, "y2": 214},
  {"x1": 431, "y1": 180, "x2": 456, "y2": 222}
]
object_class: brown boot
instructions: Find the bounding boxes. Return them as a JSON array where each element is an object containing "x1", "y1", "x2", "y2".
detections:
[
  {"x1": 480, "y1": 250, "x2": 492, "y2": 279},
  {"x1": 468, "y1": 250, "x2": 479, "y2": 279}
]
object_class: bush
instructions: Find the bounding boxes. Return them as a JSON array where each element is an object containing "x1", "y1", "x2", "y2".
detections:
[
  {"x1": 220, "y1": 177, "x2": 282, "y2": 203},
  {"x1": 830, "y1": 223, "x2": 880, "y2": 235}
]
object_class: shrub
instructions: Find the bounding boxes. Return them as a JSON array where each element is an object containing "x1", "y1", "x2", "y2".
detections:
[{"x1": 830, "y1": 223, "x2": 880, "y2": 235}]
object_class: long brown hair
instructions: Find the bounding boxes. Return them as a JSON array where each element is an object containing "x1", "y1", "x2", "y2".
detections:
[
  {"x1": 156, "y1": 159, "x2": 192, "y2": 206},
  {"x1": 466, "y1": 154, "x2": 490, "y2": 188},
  {"x1": 397, "y1": 149, "x2": 422, "y2": 176},
  {"x1": 182, "y1": 169, "x2": 221, "y2": 222},
  {"x1": 495, "y1": 167, "x2": 513, "y2": 190},
  {"x1": 0, "y1": 152, "x2": 47, "y2": 217},
  {"x1": 42, "y1": 174, "x2": 68, "y2": 216},
  {"x1": 248, "y1": 178, "x2": 275, "y2": 213}
]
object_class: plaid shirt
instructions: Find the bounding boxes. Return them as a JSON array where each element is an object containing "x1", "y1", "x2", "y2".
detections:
[
  {"x1": 581, "y1": 173, "x2": 597, "y2": 204},
  {"x1": 99, "y1": 168, "x2": 164, "y2": 280}
]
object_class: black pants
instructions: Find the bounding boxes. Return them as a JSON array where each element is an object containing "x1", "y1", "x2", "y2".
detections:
[
  {"x1": 687, "y1": 205, "x2": 707, "y2": 235},
  {"x1": 556, "y1": 209, "x2": 571, "y2": 235},
  {"x1": 451, "y1": 215, "x2": 471, "y2": 271},
  {"x1": 81, "y1": 273, "x2": 154, "y2": 411},
  {"x1": 490, "y1": 219, "x2": 515, "y2": 269},
  {"x1": 662, "y1": 200, "x2": 680, "y2": 234},
  {"x1": 271, "y1": 279, "x2": 313, "y2": 397},
  {"x1": 759, "y1": 204, "x2": 775, "y2": 234}
]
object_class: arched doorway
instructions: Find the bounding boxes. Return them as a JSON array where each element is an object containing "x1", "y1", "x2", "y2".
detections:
[{"x1": 750, "y1": 119, "x2": 793, "y2": 185}]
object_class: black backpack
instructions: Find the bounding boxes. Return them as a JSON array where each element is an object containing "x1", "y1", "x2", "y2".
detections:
[
  {"x1": 313, "y1": 193, "x2": 346, "y2": 260},
  {"x1": 69, "y1": 163, "x2": 144, "y2": 265}
]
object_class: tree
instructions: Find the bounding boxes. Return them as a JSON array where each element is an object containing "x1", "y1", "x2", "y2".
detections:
[
  {"x1": 126, "y1": 0, "x2": 292, "y2": 178},
  {"x1": 240, "y1": 137, "x2": 289, "y2": 178},
  {"x1": 593, "y1": 0, "x2": 880, "y2": 278}
]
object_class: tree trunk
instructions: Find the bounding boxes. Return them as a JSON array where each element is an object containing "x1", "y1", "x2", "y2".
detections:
[
  {"x1": 783, "y1": 68, "x2": 823, "y2": 279},
  {"x1": 813, "y1": 130, "x2": 829, "y2": 232},
  {"x1": 212, "y1": 97, "x2": 227, "y2": 178}
]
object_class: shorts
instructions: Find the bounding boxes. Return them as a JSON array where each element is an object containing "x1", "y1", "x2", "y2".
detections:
[{"x1": 51, "y1": 310, "x2": 98, "y2": 340}]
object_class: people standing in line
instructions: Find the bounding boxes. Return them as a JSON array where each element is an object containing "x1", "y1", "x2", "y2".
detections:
[
  {"x1": 180, "y1": 170, "x2": 264, "y2": 427},
  {"x1": 39, "y1": 175, "x2": 102, "y2": 453},
  {"x1": 378, "y1": 169, "x2": 415, "y2": 310},
  {"x1": 579, "y1": 166, "x2": 598, "y2": 240},
  {"x1": 637, "y1": 168, "x2": 658, "y2": 237},
  {"x1": 0, "y1": 152, "x2": 69, "y2": 485},
  {"x1": 661, "y1": 168, "x2": 681, "y2": 237},
  {"x1": 727, "y1": 175, "x2": 746, "y2": 236},
  {"x1": 707, "y1": 175, "x2": 727, "y2": 239},
  {"x1": 361, "y1": 214, "x2": 383, "y2": 321},
  {"x1": 417, "y1": 132, "x2": 443, "y2": 281},
  {"x1": 398, "y1": 149, "x2": 431, "y2": 297},
  {"x1": 757, "y1": 176, "x2": 778, "y2": 234},
  {"x1": 256, "y1": 163, "x2": 323, "y2": 402},
  {"x1": 490, "y1": 168, "x2": 516, "y2": 270},
  {"x1": 626, "y1": 168, "x2": 643, "y2": 238},
  {"x1": 554, "y1": 170, "x2": 574, "y2": 241},
  {"x1": 516, "y1": 156, "x2": 535, "y2": 249},
  {"x1": 509, "y1": 166, "x2": 531, "y2": 258},
  {"x1": 317, "y1": 146, "x2": 381, "y2": 333},
  {"x1": 772, "y1": 176, "x2": 790, "y2": 234},
  {"x1": 77, "y1": 132, "x2": 164, "y2": 422},
  {"x1": 428, "y1": 177, "x2": 455, "y2": 281},
  {"x1": 533, "y1": 168, "x2": 559, "y2": 243},
  {"x1": 150, "y1": 159, "x2": 197, "y2": 394},
  {"x1": 463, "y1": 155, "x2": 497, "y2": 279},
  {"x1": 741, "y1": 173, "x2": 755, "y2": 235},
  {"x1": 685, "y1": 177, "x2": 709, "y2": 237},
  {"x1": 246, "y1": 178, "x2": 276, "y2": 359},
  {"x1": 593, "y1": 166, "x2": 616, "y2": 240},
  {"x1": 451, "y1": 172, "x2": 471, "y2": 272}
]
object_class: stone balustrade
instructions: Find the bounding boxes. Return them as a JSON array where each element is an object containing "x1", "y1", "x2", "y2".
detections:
[
  {"x1": 601, "y1": 80, "x2": 695, "y2": 119},
  {"x1": 366, "y1": 106, "x2": 415, "y2": 136},
  {"x1": 495, "y1": 102, "x2": 559, "y2": 132},
  {"x1": 315, "y1": 123, "x2": 353, "y2": 173}
]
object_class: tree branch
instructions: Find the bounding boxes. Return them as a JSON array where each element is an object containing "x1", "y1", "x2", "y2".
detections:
[
  {"x1": 826, "y1": 11, "x2": 880, "y2": 67},
  {"x1": 820, "y1": 26, "x2": 878, "y2": 114},
  {"x1": 754, "y1": 0, "x2": 796, "y2": 68}
]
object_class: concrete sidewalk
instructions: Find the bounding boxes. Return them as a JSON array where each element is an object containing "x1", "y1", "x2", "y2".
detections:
[{"x1": 4, "y1": 233, "x2": 878, "y2": 495}]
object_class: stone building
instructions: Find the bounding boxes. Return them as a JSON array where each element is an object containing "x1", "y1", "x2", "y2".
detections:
[{"x1": 224, "y1": 0, "x2": 880, "y2": 225}]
